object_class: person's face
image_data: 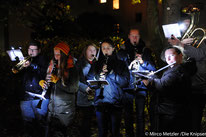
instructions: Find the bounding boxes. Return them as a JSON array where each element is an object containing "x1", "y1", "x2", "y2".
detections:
[
  {"x1": 128, "y1": 29, "x2": 140, "y2": 45},
  {"x1": 28, "y1": 45, "x2": 40, "y2": 57},
  {"x1": 101, "y1": 42, "x2": 114, "y2": 56},
  {"x1": 54, "y1": 49, "x2": 61, "y2": 61},
  {"x1": 86, "y1": 45, "x2": 97, "y2": 61},
  {"x1": 165, "y1": 48, "x2": 182, "y2": 67}
]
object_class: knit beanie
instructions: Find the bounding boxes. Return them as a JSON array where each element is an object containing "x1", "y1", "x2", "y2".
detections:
[
  {"x1": 54, "y1": 42, "x2": 70, "y2": 56},
  {"x1": 54, "y1": 42, "x2": 74, "y2": 69}
]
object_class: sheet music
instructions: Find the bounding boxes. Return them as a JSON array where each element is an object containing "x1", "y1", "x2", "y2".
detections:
[
  {"x1": 87, "y1": 80, "x2": 109, "y2": 86},
  {"x1": 162, "y1": 23, "x2": 181, "y2": 38},
  {"x1": 7, "y1": 49, "x2": 24, "y2": 61}
]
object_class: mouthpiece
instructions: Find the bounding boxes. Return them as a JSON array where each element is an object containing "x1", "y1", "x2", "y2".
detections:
[{"x1": 92, "y1": 54, "x2": 96, "y2": 59}]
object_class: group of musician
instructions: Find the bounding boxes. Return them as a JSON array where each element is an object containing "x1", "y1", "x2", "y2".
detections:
[{"x1": 16, "y1": 15, "x2": 206, "y2": 137}]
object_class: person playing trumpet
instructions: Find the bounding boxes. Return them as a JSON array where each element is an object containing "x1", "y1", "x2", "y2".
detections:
[
  {"x1": 128, "y1": 50, "x2": 156, "y2": 137},
  {"x1": 117, "y1": 28, "x2": 156, "y2": 137},
  {"x1": 19, "y1": 41, "x2": 49, "y2": 137}
]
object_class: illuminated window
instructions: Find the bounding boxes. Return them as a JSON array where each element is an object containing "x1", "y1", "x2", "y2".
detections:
[
  {"x1": 132, "y1": 0, "x2": 141, "y2": 5},
  {"x1": 100, "y1": 0, "x2": 107, "y2": 3},
  {"x1": 115, "y1": 24, "x2": 120, "y2": 33},
  {"x1": 113, "y1": 0, "x2": 119, "y2": 10}
]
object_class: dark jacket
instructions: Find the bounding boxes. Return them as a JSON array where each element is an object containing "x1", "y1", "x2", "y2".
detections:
[
  {"x1": 76, "y1": 58, "x2": 94, "y2": 107},
  {"x1": 87, "y1": 54, "x2": 130, "y2": 108},
  {"x1": 48, "y1": 66, "x2": 79, "y2": 126},
  {"x1": 184, "y1": 43, "x2": 206, "y2": 94},
  {"x1": 122, "y1": 39, "x2": 154, "y2": 65},
  {"x1": 117, "y1": 39, "x2": 156, "y2": 96},
  {"x1": 22, "y1": 55, "x2": 48, "y2": 100},
  {"x1": 149, "y1": 62, "x2": 195, "y2": 115}
]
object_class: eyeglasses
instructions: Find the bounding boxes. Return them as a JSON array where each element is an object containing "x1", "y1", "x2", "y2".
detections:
[{"x1": 28, "y1": 48, "x2": 38, "y2": 52}]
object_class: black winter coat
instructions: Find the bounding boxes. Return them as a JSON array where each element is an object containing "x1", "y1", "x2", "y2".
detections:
[
  {"x1": 87, "y1": 54, "x2": 130, "y2": 107},
  {"x1": 150, "y1": 63, "x2": 194, "y2": 116},
  {"x1": 22, "y1": 55, "x2": 48, "y2": 100},
  {"x1": 184, "y1": 43, "x2": 206, "y2": 94},
  {"x1": 123, "y1": 39, "x2": 154, "y2": 64}
]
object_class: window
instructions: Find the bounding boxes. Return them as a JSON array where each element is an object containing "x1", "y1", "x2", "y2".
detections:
[
  {"x1": 132, "y1": 0, "x2": 141, "y2": 5},
  {"x1": 114, "y1": 24, "x2": 120, "y2": 33},
  {"x1": 100, "y1": 0, "x2": 107, "y2": 3},
  {"x1": 113, "y1": 0, "x2": 119, "y2": 10}
]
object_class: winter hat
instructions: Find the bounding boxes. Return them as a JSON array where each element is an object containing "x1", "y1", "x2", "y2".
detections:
[{"x1": 54, "y1": 42, "x2": 70, "y2": 56}]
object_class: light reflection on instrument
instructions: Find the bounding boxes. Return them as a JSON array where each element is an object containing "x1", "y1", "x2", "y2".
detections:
[
  {"x1": 181, "y1": 5, "x2": 206, "y2": 48},
  {"x1": 132, "y1": 61, "x2": 176, "y2": 79},
  {"x1": 12, "y1": 56, "x2": 32, "y2": 74}
]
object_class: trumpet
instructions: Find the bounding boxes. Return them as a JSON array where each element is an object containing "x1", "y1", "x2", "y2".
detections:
[
  {"x1": 181, "y1": 5, "x2": 206, "y2": 48},
  {"x1": 12, "y1": 56, "x2": 32, "y2": 74}
]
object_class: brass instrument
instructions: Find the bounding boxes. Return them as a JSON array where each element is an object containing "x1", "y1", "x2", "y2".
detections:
[
  {"x1": 181, "y1": 5, "x2": 206, "y2": 48},
  {"x1": 12, "y1": 56, "x2": 32, "y2": 74}
]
